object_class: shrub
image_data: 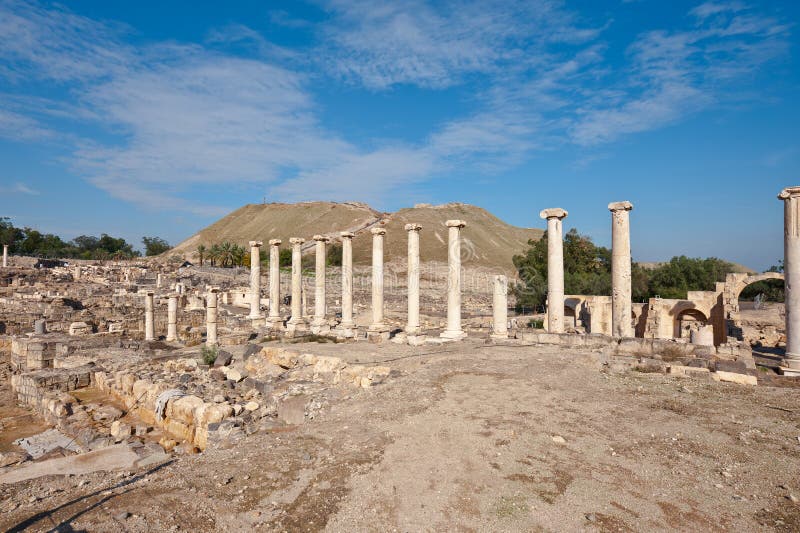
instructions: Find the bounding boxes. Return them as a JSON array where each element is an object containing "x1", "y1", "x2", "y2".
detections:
[{"x1": 201, "y1": 344, "x2": 218, "y2": 365}]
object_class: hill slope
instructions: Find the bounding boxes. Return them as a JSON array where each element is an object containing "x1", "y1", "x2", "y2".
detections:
[{"x1": 170, "y1": 201, "x2": 543, "y2": 272}]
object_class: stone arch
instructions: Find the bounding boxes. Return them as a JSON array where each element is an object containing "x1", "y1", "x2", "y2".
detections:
[
  {"x1": 674, "y1": 308, "x2": 708, "y2": 339},
  {"x1": 723, "y1": 271, "x2": 785, "y2": 341},
  {"x1": 564, "y1": 297, "x2": 581, "y2": 329}
]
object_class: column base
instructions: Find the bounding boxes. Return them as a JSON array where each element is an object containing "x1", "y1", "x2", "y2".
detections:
[
  {"x1": 249, "y1": 315, "x2": 266, "y2": 328},
  {"x1": 440, "y1": 329, "x2": 467, "y2": 340},
  {"x1": 265, "y1": 316, "x2": 284, "y2": 329},
  {"x1": 335, "y1": 326, "x2": 357, "y2": 339},
  {"x1": 310, "y1": 322, "x2": 331, "y2": 335},
  {"x1": 778, "y1": 366, "x2": 800, "y2": 377},
  {"x1": 490, "y1": 332, "x2": 509, "y2": 340},
  {"x1": 367, "y1": 324, "x2": 391, "y2": 343},
  {"x1": 405, "y1": 325, "x2": 422, "y2": 335}
]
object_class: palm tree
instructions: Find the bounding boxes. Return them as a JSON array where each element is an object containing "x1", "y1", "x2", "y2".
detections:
[
  {"x1": 208, "y1": 244, "x2": 221, "y2": 267},
  {"x1": 197, "y1": 244, "x2": 206, "y2": 267},
  {"x1": 218, "y1": 242, "x2": 234, "y2": 268}
]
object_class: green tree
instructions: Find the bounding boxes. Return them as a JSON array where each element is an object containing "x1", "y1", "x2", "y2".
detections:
[
  {"x1": 196, "y1": 244, "x2": 206, "y2": 266},
  {"x1": 279, "y1": 248, "x2": 292, "y2": 267},
  {"x1": 142, "y1": 236, "x2": 171, "y2": 256}
]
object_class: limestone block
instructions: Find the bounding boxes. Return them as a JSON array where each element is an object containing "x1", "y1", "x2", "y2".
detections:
[
  {"x1": 169, "y1": 395, "x2": 204, "y2": 425},
  {"x1": 277, "y1": 395, "x2": 308, "y2": 425},
  {"x1": 712, "y1": 371, "x2": 757, "y2": 386},
  {"x1": 262, "y1": 347, "x2": 299, "y2": 368},
  {"x1": 313, "y1": 355, "x2": 345, "y2": 374}
]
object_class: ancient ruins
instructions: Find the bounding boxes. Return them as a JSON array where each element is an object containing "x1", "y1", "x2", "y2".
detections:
[{"x1": 0, "y1": 194, "x2": 798, "y2": 530}]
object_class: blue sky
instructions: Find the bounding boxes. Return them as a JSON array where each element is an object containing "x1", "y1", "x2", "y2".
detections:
[{"x1": 0, "y1": 0, "x2": 797, "y2": 270}]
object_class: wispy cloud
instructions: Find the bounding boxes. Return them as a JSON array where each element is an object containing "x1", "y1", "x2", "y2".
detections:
[
  {"x1": 0, "y1": 181, "x2": 39, "y2": 195},
  {"x1": 0, "y1": 0, "x2": 792, "y2": 210}
]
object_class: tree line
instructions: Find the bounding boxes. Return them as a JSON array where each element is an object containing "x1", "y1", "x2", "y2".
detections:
[
  {"x1": 0, "y1": 218, "x2": 170, "y2": 259},
  {"x1": 512, "y1": 228, "x2": 784, "y2": 309},
  {"x1": 194, "y1": 242, "x2": 344, "y2": 268}
]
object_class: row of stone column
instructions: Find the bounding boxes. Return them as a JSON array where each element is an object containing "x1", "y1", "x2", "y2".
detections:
[
  {"x1": 540, "y1": 202, "x2": 634, "y2": 337},
  {"x1": 245, "y1": 221, "x2": 470, "y2": 339},
  {"x1": 144, "y1": 291, "x2": 181, "y2": 342}
]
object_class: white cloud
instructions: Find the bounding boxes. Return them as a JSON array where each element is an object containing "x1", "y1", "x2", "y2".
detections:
[
  {"x1": 0, "y1": 0, "x2": 792, "y2": 209},
  {"x1": 0, "y1": 181, "x2": 39, "y2": 195}
]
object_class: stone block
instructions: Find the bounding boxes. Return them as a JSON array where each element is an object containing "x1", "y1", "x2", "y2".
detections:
[
  {"x1": 712, "y1": 371, "x2": 757, "y2": 386},
  {"x1": 277, "y1": 395, "x2": 308, "y2": 425}
]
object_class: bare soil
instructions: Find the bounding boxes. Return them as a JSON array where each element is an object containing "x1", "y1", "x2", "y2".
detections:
[{"x1": 2, "y1": 340, "x2": 800, "y2": 532}]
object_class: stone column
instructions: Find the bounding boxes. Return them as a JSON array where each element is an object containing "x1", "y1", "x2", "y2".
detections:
[
  {"x1": 311, "y1": 235, "x2": 330, "y2": 332},
  {"x1": 267, "y1": 239, "x2": 282, "y2": 327},
  {"x1": 369, "y1": 227, "x2": 389, "y2": 337},
  {"x1": 539, "y1": 208, "x2": 568, "y2": 333},
  {"x1": 492, "y1": 275, "x2": 508, "y2": 339},
  {"x1": 287, "y1": 238, "x2": 306, "y2": 329},
  {"x1": 339, "y1": 232, "x2": 355, "y2": 335},
  {"x1": 405, "y1": 224, "x2": 422, "y2": 335},
  {"x1": 167, "y1": 294, "x2": 178, "y2": 341},
  {"x1": 779, "y1": 187, "x2": 800, "y2": 372},
  {"x1": 206, "y1": 287, "x2": 219, "y2": 345},
  {"x1": 2, "y1": 244, "x2": 7, "y2": 267},
  {"x1": 247, "y1": 241, "x2": 264, "y2": 323},
  {"x1": 156, "y1": 273, "x2": 162, "y2": 288},
  {"x1": 144, "y1": 291, "x2": 155, "y2": 341},
  {"x1": 441, "y1": 220, "x2": 467, "y2": 340},
  {"x1": 609, "y1": 201, "x2": 634, "y2": 337}
]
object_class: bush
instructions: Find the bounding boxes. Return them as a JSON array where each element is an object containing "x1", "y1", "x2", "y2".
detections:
[
  {"x1": 528, "y1": 319, "x2": 544, "y2": 329},
  {"x1": 201, "y1": 344, "x2": 218, "y2": 365}
]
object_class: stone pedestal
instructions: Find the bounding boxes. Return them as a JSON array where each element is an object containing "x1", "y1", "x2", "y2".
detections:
[
  {"x1": 166, "y1": 295, "x2": 178, "y2": 341},
  {"x1": 540, "y1": 208, "x2": 568, "y2": 333},
  {"x1": 779, "y1": 187, "x2": 800, "y2": 372},
  {"x1": 248, "y1": 241, "x2": 264, "y2": 324},
  {"x1": 368, "y1": 227, "x2": 390, "y2": 341},
  {"x1": 267, "y1": 239, "x2": 283, "y2": 329},
  {"x1": 311, "y1": 235, "x2": 330, "y2": 334},
  {"x1": 287, "y1": 238, "x2": 307, "y2": 333},
  {"x1": 441, "y1": 220, "x2": 467, "y2": 340},
  {"x1": 491, "y1": 275, "x2": 508, "y2": 339},
  {"x1": 206, "y1": 287, "x2": 220, "y2": 345},
  {"x1": 339, "y1": 232, "x2": 356, "y2": 337},
  {"x1": 144, "y1": 291, "x2": 155, "y2": 341},
  {"x1": 609, "y1": 201, "x2": 634, "y2": 337}
]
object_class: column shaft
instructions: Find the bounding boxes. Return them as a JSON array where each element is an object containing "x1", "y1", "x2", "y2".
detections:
[
  {"x1": 780, "y1": 187, "x2": 800, "y2": 369},
  {"x1": 288, "y1": 238, "x2": 305, "y2": 326},
  {"x1": 442, "y1": 220, "x2": 466, "y2": 339},
  {"x1": 268, "y1": 239, "x2": 282, "y2": 323},
  {"x1": 406, "y1": 224, "x2": 422, "y2": 334},
  {"x1": 609, "y1": 201, "x2": 634, "y2": 337},
  {"x1": 248, "y1": 241, "x2": 263, "y2": 320},
  {"x1": 370, "y1": 228, "x2": 387, "y2": 329},
  {"x1": 206, "y1": 288, "x2": 218, "y2": 345},
  {"x1": 144, "y1": 292, "x2": 155, "y2": 341},
  {"x1": 340, "y1": 232, "x2": 355, "y2": 329},
  {"x1": 540, "y1": 209, "x2": 568, "y2": 333},
  {"x1": 167, "y1": 295, "x2": 178, "y2": 341},
  {"x1": 492, "y1": 275, "x2": 508, "y2": 338}
]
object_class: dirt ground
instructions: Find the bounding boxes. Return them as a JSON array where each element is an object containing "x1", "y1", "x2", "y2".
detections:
[{"x1": 2, "y1": 339, "x2": 800, "y2": 532}]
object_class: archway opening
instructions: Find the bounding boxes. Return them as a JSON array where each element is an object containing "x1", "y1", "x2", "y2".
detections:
[
  {"x1": 674, "y1": 308, "x2": 708, "y2": 339},
  {"x1": 737, "y1": 277, "x2": 785, "y2": 349}
]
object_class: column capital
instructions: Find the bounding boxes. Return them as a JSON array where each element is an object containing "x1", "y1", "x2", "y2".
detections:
[
  {"x1": 778, "y1": 186, "x2": 800, "y2": 200},
  {"x1": 208, "y1": 286, "x2": 220, "y2": 294},
  {"x1": 340, "y1": 231, "x2": 354, "y2": 239},
  {"x1": 145, "y1": 290, "x2": 155, "y2": 297},
  {"x1": 370, "y1": 227, "x2": 387, "y2": 236},
  {"x1": 404, "y1": 223, "x2": 422, "y2": 232},
  {"x1": 248, "y1": 240, "x2": 263, "y2": 248},
  {"x1": 446, "y1": 219, "x2": 466, "y2": 228},
  {"x1": 539, "y1": 208, "x2": 568, "y2": 220},
  {"x1": 289, "y1": 237, "x2": 305, "y2": 245},
  {"x1": 268, "y1": 238, "x2": 282, "y2": 246},
  {"x1": 608, "y1": 201, "x2": 634, "y2": 212},
  {"x1": 312, "y1": 234, "x2": 331, "y2": 242}
]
